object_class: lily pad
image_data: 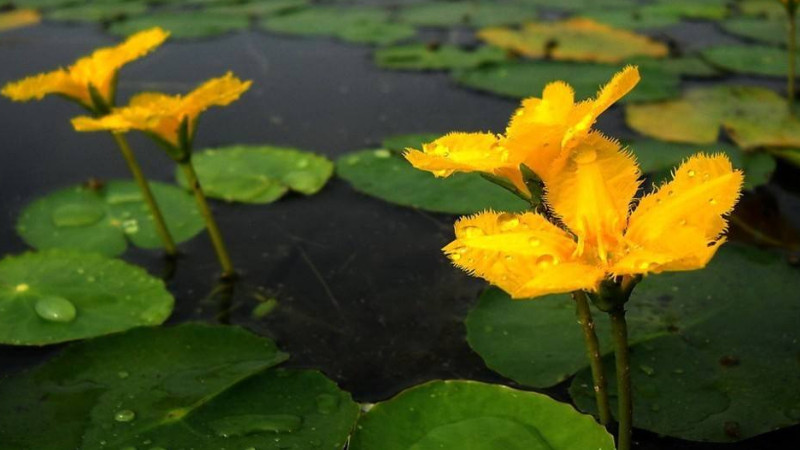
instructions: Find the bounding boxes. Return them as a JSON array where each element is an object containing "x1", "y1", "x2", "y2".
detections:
[
  {"x1": 47, "y1": 3, "x2": 147, "y2": 23},
  {"x1": 349, "y1": 380, "x2": 615, "y2": 450},
  {"x1": 580, "y1": 9, "x2": 680, "y2": 30},
  {"x1": 701, "y1": 44, "x2": 800, "y2": 77},
  {"x1": 721, "y1": 18, "x2": 795, "y2": 47},
  {"x1": 625, "y1": 85, "x2": 793, "y2": 145},
  {"x1": 627, "y1": 55, "x2": 721, "y2": 77},
  {"x1": 478, "y1": 18, "x2": 668, "y2": 63},
  {"x1": 738, "y1": 0, "x2": 786, "y2": 19},
  {"x1": 375, "y1": 44, "x2": 507, "y2": 71},
  {"x1": 205, "y1": 0, "x2": 308, "y2": 16},
  {"x1": 0, "y1": 324, "x2": 363, "y2": 449},
  {"x1": 17, "y1": 180, "x2": 204, "y2": 257},
  {"x1": 0, "y1": 8, "x2": 40, "y2": 31},
  {"x1": 628, "y1": 139, "x2": 776, "y2": 189},
  {"x1": 261, "y1": 6, "x2": 413, "y2": 45},
  {"x1": 336, "y1": 149, "x2": 528, "y2": 214},
  {"x1": 108, "y1": 11, "x2": 250, "y2": 39},
  {"x1": 0, "y1": 249, "x2": 173, "y2": 345},
  {"x1": 175, "y1": 145, "x2": 333, "y2": 204},
  {"x1": 396, "y1": 2, "x2": 539, "y2": 28},
  {"x1": 464, "y1": 245, "x2": 800, "y2": 441},
  {"x1": 454, "y1": 60, "x2": 680, "y2": 102}
]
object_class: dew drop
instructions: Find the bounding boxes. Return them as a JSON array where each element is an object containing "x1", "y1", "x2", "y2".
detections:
[
  {"x1": 15, "y1": 283, "x2": 29, "y2": 293},
  {"x1": 118, "y1": 371, "x2": 130, "y2": 379},
  {"x1": 34, "y1": 296, "x2": 77, "y2": 323},
  {"x1": 573, "y1": 148, "x2": 597, "y2": 164},
  {"x1": 432, "y1": 169, "x2": 447, "y2": 177},
  {"x1": 638, "y1": 261, "x2": 651, "y2": 271},
  {"x1": 52, "y1": 203, "x2": 106, "y2": 227},
  {"x1": 296, "y1": 158, "x2": 310, "y2": 168},
  {"x1": 373, "y1": 149, "x2": 391, "y2": 158},
  {"x1": 709, "y1": 198, "x2": 717, "y2": 205},
  {"x1": 687, "y1": 169, "x2": 696, "y2": 178},
  {"x1": 528, "y1": 237, "x2": 541, "y2": 247},
  {"x1": 639, "y1": 365, "x2": 655, "y2": 376},
  {"x1": 431, "y1": 144, "x2": 449, "y2": 156},
  {"x1": 535, "y1": 254, "x2": 557, "y2": 268},
  {"x1": 462, "y1": 226, "x2": 484, "y2": 238},
  {"x1": 210, "y1": 414, "x2": 302, "y2": 437},
  {"x1": 449, "y1": 253, "x2": 462, "y2": 262},
  {"x1": 315, "y1": 393, "x2": 340, "y2": 415},
  {"x1": 121, "y1": 219, "x2": 139, "y2": 235},
  {"x1": 114, "y1": 409, "x2": 136, "y2": 423},
  {"x1": 497, "y1": 213, "x2": 520, "y2": 231}
]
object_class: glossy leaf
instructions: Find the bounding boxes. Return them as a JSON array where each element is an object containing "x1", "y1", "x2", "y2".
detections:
[
  {"x1": 175, "y1": 145, "x2": 334, "y2": 204},
  {"x1": 396, "y1": 2, "x2": 539, "y2": 28},
  {"x1": 47, "y1": 3, "x2": 147, "y2": 23},
  {"x1": 109, "y1": 11, "x2": 250, "y2": 39},
  {"x1": 349, "y1": 380, "x2": 615, "y2": 450},
  {"x1": 0, "y1": 249, "x2": 173, "y2": 345},
  {"x1": 721, "y1": 18, "x2": 796, "y2": 47},
  {"x1": 17, "y1": 180, "x2": 204, "y2": 256},
  {"x1": 375, "y1": 44, "x2": 507, "y2": 70},
  {"x1": 702, "y1": 44, "x2": 800, "y2": 77}
]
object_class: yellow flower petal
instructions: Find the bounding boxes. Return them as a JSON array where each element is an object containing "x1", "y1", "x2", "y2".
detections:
[
  {"x1": 183, "y1": 72, "x2": 253, "y2": 117},
  {"x1": 442, "y1": 211, "x2": 604, "y2": 297},
  {"x1": 610, "y1": 229, "x2": 723, "y2": 276},
  {"x1": 2, "y1": 27, "x2": 168, "y2": 108},
  {"x1": 625, "y1": 153, "x2": 743, "y2": 247},
  {"x1": 545, "y1": 132, "x2": 641, "y2": 261}
]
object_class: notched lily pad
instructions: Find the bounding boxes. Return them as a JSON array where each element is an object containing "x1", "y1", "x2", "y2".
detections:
[
  {"x1": 0, "y1": 249, "x2": 173, "y2": 345},
  {"x1": 454, "y1": 60, "x2": 680, "y2": 102},
  {"x1": 374, "y1": 44, "x2": 507, "y2": 70},
  {"x1": 109, "y1": 11, "x2": 250, "y2": 39},
  {"x1": 349, "y1": 380, "x2": 615, "y2": 450},
  {"x1": 336, "y1": 148, "x2": 528, "y2": 214},
  {"x1": 176, "y1": 145, "x2": 334, "y2": 204},
  {"x1": 478, "y1": 18, "x2": 668, "y2": 63},
  {"x1": 17, "y1": 180, "x2": 204, "y2": 256}
]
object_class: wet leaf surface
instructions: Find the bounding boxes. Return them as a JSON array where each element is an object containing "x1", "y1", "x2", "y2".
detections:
[
  {"x1": 349, "y1": 380, "x2": 615, "y2": 450},
  {"x1": 17, "y1": 180, "x2": 204, "y2": 257},
  {"x1": 701, "y1": 44, "x2": 800, "y2": 77},
  {"x1": 108, "y1": 11, "x2": 250, "y2": 39},
  {"x1": 47, "y1": 3, "x2": 147, "y2": 23},
  {"x1": 396, "y1": 1, "x2": 539, "y2": 28},
  {"x1": 375, "y1": 44, "x2": 507, "y2": 71},
  {"x1": 175, "y1": 146, "x2": 334, "y2": 204},
  {"x1": 720, "y1": 18, "x2": 796, "y2": 47},
  {"x1": 0, "y1": 249, "x2": 173, "y2": 345}
]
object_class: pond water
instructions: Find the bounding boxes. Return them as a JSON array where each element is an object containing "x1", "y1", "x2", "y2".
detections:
[{"x1": 0, "y1": 18, "x2": 798, "y2": 450}]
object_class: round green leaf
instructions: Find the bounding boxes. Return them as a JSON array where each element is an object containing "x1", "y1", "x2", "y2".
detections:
[
  {"x1": 580, "y1": 9, "x2": 679, "y2": 30},
  {"x1": 375, "y1": 44, "x2": 508, "y2": 71},
  {"x1": 205, "y1": 0, "x2": 308, "y2": 17},
  {"x1": 47, "y1": 2, "x2": 147, "y2": 23},
  {"x1": 0, "y1": 249, "x2": 174, "y2": 345},
  {"x1": 335, "y1": 149, "x2": 528, "y2": 214},
  {"x1": 570, "y1": 245, "x2": 800, "y2": 441},
  {"x1": 349, "y1": 380, "x2": 615, "y2": 450},
  {"x1": 397, "y1": 2, "x2": 539, "y2": 28},
  {"x1": 454, "y1": 61, "x2": 680, "y2": 102},
  {"x1": 701, "y1": 44, "x2": 799, "y2": 77},
  {"x1": 176, "y1": 145, "x2": 334, "y2": 204},
  {"x1": 721, "y1": 18, "x2": 796, "y2": 47},
  {"x1": 17, "y1": 180, "x2": 204, "y2": 256},
  {"x1": 626, "y1": 55, "x2": 721, "y2": 77},
  {"x1": 0, "y1": 324, "x2": 319, "y2": 449},
  {"x1": 261, "y1": 6, "x2": 412, "y2": 45},
  {"x1": 108, "y1": 11, "x2": 250, "y2": 39}
]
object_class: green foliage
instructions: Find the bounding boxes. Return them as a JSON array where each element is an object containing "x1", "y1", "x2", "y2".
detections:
[
  {"x1": 175, "y1": 145, "x2": 334, "y2": 204},
  {"x1": 0, "y1": 249, "x2": 173, "y2": 345},
  {"x1": 702, "y1": 44, "x2": 800, "y2": 77},
  {"x1": 721, "y1": 18, "x2": 795, "y2": 47},
  {"x1": 47, "y1": 2, "x2": 147, "y2": 23},
  {"x1": 396, "y1": 2, "x2": 539, "y2": 28},
  {"x1": 109, "y1": 11, "x2": 250, "y2": 39},
  {"x1": 375, "y1": 44, "x2": 507, "y2": 70},
  {"x1": 17, "y1": 180, "x2": 204, "y2": 256},
  {"x1": 350, "y1": 380, "x2": 615, "y2": 450}
]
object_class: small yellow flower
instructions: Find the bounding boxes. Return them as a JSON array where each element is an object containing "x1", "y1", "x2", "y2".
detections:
[
  {"x1": 443, "y1": 144, "x2": 743, "y2": 299},
  {"x1": 1, "y1": 27, "x2": 169, "y2": 110},
  {"x1": 404, "y1": 66, "x2": 640, "y2": 194},
  {"x1": 71, "y1": 72, "x2": 252, "y2": 151}
]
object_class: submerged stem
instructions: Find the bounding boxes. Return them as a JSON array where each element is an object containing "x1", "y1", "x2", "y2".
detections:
[
  {"x1": 111, "y1": 133, "x2": 177, "y2": 257},
  {"x1": 609, "y1": 307, "x2": 633, "y2": 450},
  {"x1": 179, "y1": 161, "x2": 236, "y2": 279},
  {"x1": 573, "y1": 290, "x2": 611, "y2": 425}
]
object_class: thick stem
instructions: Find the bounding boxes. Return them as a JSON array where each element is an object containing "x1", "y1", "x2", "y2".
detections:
[
  {"x1": 790, "y1": 11, "x2": 797, "y2": 112},
  {"x1": 573, "y1": 290, "x2": 611, "y2": 425},
  {"x1": 111, "y1": 133, "x2": 177, "y2": 256},
  {"x1": 609, "y1": 308, "x2": 633, "y2": 450},
  {"x1": 179, "y1": 161, "x2": 236, "y2": 279}
]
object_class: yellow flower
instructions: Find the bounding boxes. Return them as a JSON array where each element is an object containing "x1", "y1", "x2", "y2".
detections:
[
  {"x1": 404, "y1": 66, "x2": 640, "y2": 194},
  {"x1": 1, "y1": 27, "x2": 169, "y2": 110},
  {"x1": 443, "y1": 140, "x2": 743, "y2": 299},
  {"x1": 71, "y1": 72, "x2": 252, "y2": 152}
]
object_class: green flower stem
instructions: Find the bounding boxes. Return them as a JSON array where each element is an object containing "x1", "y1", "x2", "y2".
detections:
[
  {"x1": 609, "y1": 307, "x2": 633, "y2": 450},
  {"x1": 573, "y1": 290, "x2": 611, "y2": 425},
  {"x1": 111, "y1": 133, "x2": 177, "y2": 257},
  {"x1": 179, "y1": 160, "x2": 236, "y2": 279},
  {"x1": 789, "y1": 8, "x2": 797, "y2": 112}
]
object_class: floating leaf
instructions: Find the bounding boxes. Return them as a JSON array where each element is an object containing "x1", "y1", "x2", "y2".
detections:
[
  {"x1": 454, "y1": 60, "x2": 680, "y2": 102},
  {"x1": 478, "y1": 18, "x2": 668, "y2": 63},
  {"x1": 465, "y1": 245, "x2": 800, "y2": 441},
  {"x1": 515, "y1": 0, "x2": 641, "y2": 10},
  {"x1": 0, "y1": 9, "x2": 40, "y2": 32},
  {"x1": 374, "y1": 44, "x2": 507, "y2": 70},
  {"x1": 205, "y1": 0, "x2": 308, "y2": 16},
  {"x1": 108, "y1": 11, "x2": 250, "y2": 39},
  {"x1": 629, "y1": 139, "x2": 775, "y2": 189},
  {"x1": 0, "y1": 324, "x2": 362, "y2": 450},
  {"x1": 349, "y1": 380, "x2": 615, "y2": 450},
  {"x1": 738, "y1": 0, "x2": 786, "y2": 19},
  {"x1": 720, "y1": 18, "x2": 796, "y2": 47},
  {"x1": 396, "y1": 2, "x2": 539, "y2": 28},
  {"x1": 336, "y1": 149, "x2": 528, "y2": 214},
  {"x1": 0, "y1": 249, "x2": 173, "y2": 345},
  {"x1": 47, "y1": 3, "x2": 147, "y2": 23},
  {"x1": 261, "y1": 7, "x2": 413, "y2": 45},
  {"x1": 17, "y1": 180, "x2": 204, "y2": 256},
  {"x1": 580, "y1": 9, "x2": 680, "y2": 30},
  {"x1": 175, "y1": 145, "x2": 333, "y2": 204},
  {"x1": 627, "y1": 55, "x2": 720, "y2": 77},
  {"x1": 701, "y1": 44, "x2": 800, "y2": 77},
  {"x1": 625, "y1": 85, "x2": 792, "y2": 145}
]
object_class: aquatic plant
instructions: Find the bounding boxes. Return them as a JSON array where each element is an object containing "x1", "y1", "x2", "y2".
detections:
[{"x1": 782, "y1": 0, "x2": 799, "y2": 108}]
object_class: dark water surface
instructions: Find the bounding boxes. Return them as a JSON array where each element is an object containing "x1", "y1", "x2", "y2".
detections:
[{"x1": 0, "y1": 23, "x2": 798, "y2": 449}]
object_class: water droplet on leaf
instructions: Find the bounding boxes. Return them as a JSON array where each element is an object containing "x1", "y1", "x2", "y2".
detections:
[
  {"x1": 496, "y1": 213, "x2": 519, "y2": 231},
  {"x1": 34, "y1": 296, "x2": 77, "y2": 323},
  {"x1": 573, "y1": 148, "x2": 597, "y2": 164},
  {"x1": 373, "y1": 149, "x2": 392, "y2": 158},
  {"x1": 52, "y1": 203, "x2": 105, "y2": 227},
  {"x1": 114, "y1": 409, "x2": 136, "y2": 422},
  {"x1": 315, "y1": 393, "x2": 339, "y2": 414},
  {"x1": 462, "y1": 226, "x2": 484, "y2": 238},
  {"x1": 210, "y1": 414, "x2": 302, "y2": 437}
]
